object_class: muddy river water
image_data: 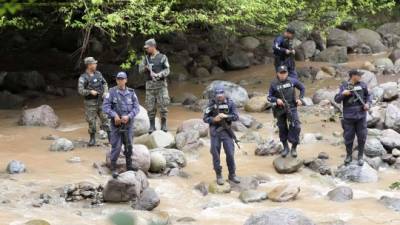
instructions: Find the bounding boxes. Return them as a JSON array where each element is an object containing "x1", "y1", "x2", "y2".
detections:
[{"x1": 1, "y1": 55, "x2": 400, "y2": 225}]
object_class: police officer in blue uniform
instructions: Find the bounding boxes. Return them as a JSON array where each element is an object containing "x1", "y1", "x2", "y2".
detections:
[
  {"x1": 273, "y1": 28, "x2": 298, "y2": 79},
  {"x1": 103, "y1": 72, "x2": 140, "y2": 177},
  {"x1": 268, "y1": 65, "x2": 305, "y2": 158},
  {"x1": 334, "y1": 69, "x2": 371, "y2": 166},
  {"x1": 203, "y1": 85, "x2": 240, "y2": 185}
]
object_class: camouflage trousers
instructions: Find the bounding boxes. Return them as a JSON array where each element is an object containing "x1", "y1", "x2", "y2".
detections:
[
  {"x1": 84, "y1": 99, "x2": 110, "y2": 134},
  {"x1": 145, "y1": 87, "x2": 170, "y2": 119}
]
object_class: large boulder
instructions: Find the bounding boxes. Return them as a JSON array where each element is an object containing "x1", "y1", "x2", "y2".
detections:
[
  {"x1": 268, "y1": 184, "x2": 300, "y2": 202},
  {"x1": 360, "y1": 70, "x2": 378, "y2": 89},
  {"x1": 149, "y1": 152, "x2": 167, "y2": 173},
  {"x1": 239, "y1": 190, "x2": 268, "y2": 203},
  {"x1": 3, "y1": 71, "x2": 46, "y2": 92},
  {"x1": 376, "y1": 22, "x2": 400, "y2": 37},
  {"x1": 380, "y1": 82, "x2": 399, "y2": 101},
  {"x1": 389, "y1": 48, "x2": 400, "y2": 63},
  {"x1": 335, "y1": 162, "x2": 378, "y2": 183},
  {"x1": 195, "y1": 55, "x2": 212, "y2": 69},
  {"x1": 175, "y1": 130, "x2": 203, "y2": 151},
  {"x1": 355, "y1": 28, "x2": 387, "y2": 53},
  {"x1": 49, "y1": 138, "x2": 74, "y2": 151},
  {"x1": 297, "y1": 40, "x2": 317, "y2": 60},
  {"x1": 103, "y1": 170, "x2": 149, "y2": 202},
  {"x1": 327, "y1": 28, "x2": 358, "y2": 49},
  {"x1": 204, "y1": 80, "x2": 249, "y2": 107},
  {"x1": 365, "y1": 138, "x2": 386, "y2": 157},
  {"x1": 385, "y1": 104, "x2": 400, "y2": 133},
  {"x1": 287, "y1": 20, "x2": 310, "y2": 41},
  {"x1": 314, "y1": 46, "x2": 348, "y2": 64},
  {"x1": 244, "y1": 96, "x2": 270, "y2": 112},
  {"x1": 273, "y1": 156, "x2": 303, "y2": 174},
  {"x1": 244, "y1": 208, "x2": 315, "y2": 225},
  {"x1": 131, "y1": 145, "x2": 151, "y2": 172},
  {"x1": 0, "y1": 91, "x2": 25, "y2": 109},
  {"x1": 150, "y1": 148, "x2": 186, "y2": 168},
  {"x1": 229, "y1": 176, "x2": 259, "y2": 192},
  {"x1": 374, "y1": 58, "x2": 394, "y2": 70},
  {"x1": 6, "y1": 160, "x2": 26, "y2": 174},
  {"x1": 312, "y1": 89, "x2": 336, "y2": 104},
  {"x1": 240, "y1": 36, "x2": 260, "y2": 50},
  {"x1": 135, "y1": 187, "x2": 160, "y2": 211},
  {"x1": 255, "y1": 139, "x2": 282, "y2": 156},
  {"x1": 378, "y1": 129, "x2": 400, "y2": 150},
  {"x1": 379, "y1": 196, "x2": 400, "y2": 212},
  {"x1": 133, "y1": 106, "x2": 150, "y2": 137},
  {"x1": 176, "y1": 119, "x2": 209, "y2": 137},
  {"x1": 134, "y1": 131, "x2": 175, "y2": 149},
  {"x1": 223, "y1": 50, "x2": 250, "y2": 70},
  {"x1": 304, "y1": 158, "x2": 332, "y2": 176},
  {"x1": 327, "y1": 186, "x2": 353, "y2": 202},
  {"x1": 19, "y1": 105, "x2": 59, "y2": 128}
]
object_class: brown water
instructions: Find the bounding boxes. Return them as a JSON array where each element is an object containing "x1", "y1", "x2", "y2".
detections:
[{"x1": 1, "y1": 57, "x2": 400, "y2": 225}]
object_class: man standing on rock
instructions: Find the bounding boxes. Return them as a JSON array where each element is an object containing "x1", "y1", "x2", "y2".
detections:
[
  {"x1": 139, "y1": 38, "x2": 170, "y2": 133},
  {"x1": 268, "y1": 65, "x2": 305, "y2": 158},
  {"x1": 103, "y1": 72, "x2": 140, "y2": 178},
  {"x1": 334, "y1": 69, "x2": 371, "y2": 166},
  {"x1": 273, "y1": 28, "x2": 298, "y2": 79},
  {"x1": 78, "y1": 57, "x2": 110, "y2": 146},
  {"x1": 203, "y1": 85, "x2": 240, "y2": 185}
]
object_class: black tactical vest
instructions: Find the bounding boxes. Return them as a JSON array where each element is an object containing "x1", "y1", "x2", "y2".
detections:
[
  {"x1": 84, "y1": 72, "x2": 104, "y2": 100},
  {"x1": 145, "y1": 53, "x2": 166, "y2": 81},
  {"x1": 207, "y1": 99, "x2": 232, "y2": 125},
  {"x1": 343, "y1": 82, "x2": 365, "y2": 107},
  {"x1": 274, "y1": 79, "x2": 296, "y2": 107}
]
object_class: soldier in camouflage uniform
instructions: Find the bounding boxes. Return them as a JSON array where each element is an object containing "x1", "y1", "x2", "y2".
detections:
[
  {"x1": 139, "y1": 39, "x2": 170, "y2": 133},
  {"x1": 78, "y1": 57, "x2": 110, "y2": 146}
]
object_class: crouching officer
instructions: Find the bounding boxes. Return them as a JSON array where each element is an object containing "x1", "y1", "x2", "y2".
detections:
[
  {"x1": 103, "y1": 72, "x2": 140, "y2": 178},
  {"x1": 273, "y1": 28, "x2": 297, "y2": 79},
  {"x1": 334, "y1": 69, "x2": 371, "y2": 166},
  {"x1": 203, "y1": 85, "x2": 240, "y2": 185},
  {"x1": 78, "y1": 57, "x2": 110, "y2": 146},
  {"x1": 268, "y1": 65, "x2": 305, "y2": 158}
]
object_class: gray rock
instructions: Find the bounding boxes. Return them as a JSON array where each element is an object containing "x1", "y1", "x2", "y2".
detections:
[
  {"x1": 355, "y1": 28, "x2": 387, "y2": 53},
  {"x1": 133, "y1": 105, "x2": 150, "y2": 136},
  {"x1": 135, "y1": 187, "x2": 160, "y2": 211},
  {"x1": 304, "y1": 158, "x2": 332, "y2": 175},
  {"x1": 360, "y1": 70, "x2": 378, "y2": 89},
  {"x1": 379, "y1": 129, "x2": 400, "y2": 150},
  {"x1": 377, "y1": 22, "x2": 400, "y2": 37},
  {"x1": 176, "y1": 119, "x2": 209, "y2": 137},
  {"x1": 389, "y1": 48, "x2": 400, "y2": 63},
  {"x1": 385, "y1": 104, "x2": 400, "y2": 133},
  {"x1": 268, "y1": 184, "x2": 300, "y2": 202},
  {"x1": 244, "y1": 96, "x2": 270, "y2": 112},
  {"x1": 229, "y1": 176, "x2": 259, "y2": 192},
  {"x1": 223, "y1": 50, "x2": 250, "y2": 70},
  {"x1": 19, "y1": 105, "x2": 59, "y2": 128},
  {"x1": 239, "y1": 190, "x2": 267, "y2": 203},
  {"x1": 367, "y1": 106, "x2": 384, "y2": 127},
  {"x1": 314, "y1": 46, "x2": 348, "y2": 64},
  {"x1": 273, "y1": 156, "x2": 303, "y2": 174},
  {"x1": 288, "y1": 20, "x2": 310, "y2": 41},
  {"x1": 298, "y1": 40, "x2": 317, "y2": 59},
  {"x1": 208, "y1": 182, "x2": 231, "y2": 194},
  {"x1": 327, "y1": 186, "x2": 353, "y2": 202},
  {"x1": 255, "y1": 138, "x2": 282, "y2": 156},
  {"x1": 150, "y1": 148, "x2": 186, "y2": 168},
  {"x1": 312, "y1": 89, "x2": 336, "y2": 104},
  {"x1": 240, "y1": 36, "x2": 260, "y2": 50},
  {"x1": 380, "y1": 82, "x2": 399, "y2": 101},
  {"x1": 327, "y1": 28, "x2": 358, "y2": 49},
  {"x1": 189, "y1": 99, "x2": 208, "y2": 112},
  {"x1": 244, "y1": 208, "x2": 315, "y2": 225},
  {"x1": 103, "y1": 170, "x2": 149, "y2": 202},
  {"x1": 50, "y1": 138, "x2": 74, "y2": 151},
  {"x1": 195, "y1": 55, "x2": 212, "y2": 69},
  {"x1": 374, "y1": 58, "x2": 394, "y2": 70},
  {"x1": 194, "y1": 182, "x2": 208, "y2": 196},
  {"x1": 365, "y1": 138, "x2": 386, "y2": 157},
  {"x1": 149, "y1": 152, "x2": 167, "y2": 173},
  {"x1": 131, "y1": 145, "x2": 151, "y2": 172},
  {"x1": 0, "y1": 91, "x2": 25, "y2": 109},
  {"x1": 175, "y1": 130, "x2": 203, "y2": 151},
  {"x1": 6, "y1": 160, "x2": 26, "y2": 174},
  {"x1": 379, "y1": 196, "x2": 400, "y2": 212},
  {"x1": 371, "y1": 87, "x2": 384, "y2": 102},
  {"x1": 318, "y1": 152, "x2": 329, "y2": 160},
  {"x1": 211, "y1": 66, "x2": 225, "y2": 75},
  {"x1": 204, "y1": 80, "x2": 249, "y2": 107},
  {"x1": 335, "y1": 162, "x2": 378, "y2": 183},
  {"x1": 134, "y1": 131, "x2": 175, "y2": 149},
  {"x1": 195, "y1": 67, "x2": 211, "y2": 77},
  {"x1": 232, "y1": 121, "x2": 248, "y2": 132}
]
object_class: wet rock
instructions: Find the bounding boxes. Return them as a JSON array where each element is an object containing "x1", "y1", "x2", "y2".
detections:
[
  {"x1": 135, "y1": 131, "x2": 175, "y2": 149},
  {"x1": 103, "y1": 170, "x2": 149, "y2": 202},
  {"x1": 239, "y1": 190, "x2": 268, "y2": 203},
  {"x1": 135, "y1": 187, "x2": 160, "y2": 211},
  {"x1": 25, "y1": 219, "x2": 51, "y2": 225},
  {"x1": 379, "y1": 129, "x2": 400, "y2": 150},
  {"x1": 335, "y1": 162, "x2": 378, "y2": 183},
  {"x1": 312, "y1": 89, "x2": 336, "y2": 104},
  {"x1": 273, "y1": 156, "x2": 303, "y2": 174},
  {"x1": 150, "y1": 148, "x2": 186, "y2": 168},
  {"x1": 6, "y1": 160, "x2": 26, "y2": 174},
  {"x1": 204, "y1": 80, "x2": 249, "y2": 107},
  {"x1": 133, "y1": 105, "x2": 150, "y2": 136},
  {"x1": 365, "y1": 138, "x2": 386, "y2": 157},
  {"x1": 381, "y1": 154, "x2": 397, "y2": 165},
  {"x1": 365, "y1": 157, "x2": 388, "y2": 170},
  {"x1": 175, "y1": 130, "x2": 203, "y2": 151},
  {"x1": 4, "y1": 71, "x2": 46, "y2": 93},
  {"x1": 240, "y1": 36, "x2": 260, "y2": 50},
  {"x1": 314, "y1": 46, "x2": 348, "y2": 64},
  {"x1": 0, "y1": 90, "x2": 25, "y2": 109},
  {"x1": 327, "y1": 28, "x2": 358, "y2": 49},
  {"x1": 327, "y1": 186, "x2": 353, "y2": 202},
  {"x1": 194, "y1": 182, "x2": 208, "y2": 196},
  {"x1": 19, "y1": 105, "x2": 59, "y2": 128},
  {"x1": 268, "y1": 184, "x2": 300, "y2": 202},
  {"x1": 304, "y1": 158, "x2": 332, "y2": 175},
  {"x1": 208, "y1": 182, "x2": 231, "y2": 194},
  {"x1": 49, "y1": 138, "x2": 74, "y2": 151},
  {"x1": 149, "y1": 152, "x2": 167, "y2": 173},
  {"x1": 255, "y1": 138, "x2": 282, "y2": 156},
  {"x1": 355, "y1": 28, "x2": 387, "y2": 53},
  {"x1": 229, "y1": 176, "x2": 259, "y2": 192},
  {"x1": 176, "y1": 119, "x2": 209, "y2": 137},
  {"x1": 379, "y1": 196, "x2": 400, "y2": 212},
  {"x1": 244, "y1": 208, "x2": 314, "y2": 225},
  {"x1": 244, "y1": 96, "x2": 270, "y2": 112},
  {"x1": 223, "y1": 50, "x2": 250, "y2": 70}
]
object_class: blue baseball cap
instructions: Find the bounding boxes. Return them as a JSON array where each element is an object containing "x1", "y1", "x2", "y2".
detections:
[
  {"x1": 214, "y1": 85, "x2": 225, "y2": 96},
  {"x1": 277, "y1": 65, "x2": 288, "y2": 73},
  {"x1": 116, "y1": 72, "x2": 127, "y2": 79}
]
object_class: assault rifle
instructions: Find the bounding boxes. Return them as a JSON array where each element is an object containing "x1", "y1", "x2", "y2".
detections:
[
  {"x1": 145, "y1": 55, "x2": 159, "y2": 81},
  {"x1": 209, "y1": 103, "x2": 241, "y2": 149},
  {"x1": 276, "y1": 87, "x2": 295, "y2": 128},
  {"x1": 347, "y1": 83, "x2": 366, "y2": 105}
]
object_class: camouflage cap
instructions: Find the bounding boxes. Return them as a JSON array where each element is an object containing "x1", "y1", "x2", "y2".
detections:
[
  {"x1": 84, "y1": 57, "x2": 98, "y2": 65},
  {"x1": 144, "y1": 38, "x2": 157, "y2": 48}
]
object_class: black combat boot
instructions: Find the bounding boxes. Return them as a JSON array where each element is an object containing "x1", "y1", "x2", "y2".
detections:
[
  {"x1": 149, "y1": 118, "x2": 156, "y2": 134},
  {"x1": 291, "y1": 143, "x2": 298, "y2": 158},
  {"x1": 125, "y1": 156, "x2": 137, "y2": 171},
  {"x1": 111, "y1": 161, "x2": 119, "y2": 179},
  {"x1": 228, "y1": 174, "x2": 240, "y2": 184},
  {"x1": 88, "y1": 133, "x2": 96, "y2": 146},
  {"x1": 281, "y1": 141, "x2": 289, "y2": 157},
  {"x1": 357, "y1": 147, "x2": 364, "y2": 166},
  {"x1": 161, "y1": 117, "x2": 168, "y2": 132},
  {"x1": 216, "y1": 172, "x2": 224, "y2": 185},
  {"x1": 344, "y1": 145, "x2": 352, "y2": 166}
]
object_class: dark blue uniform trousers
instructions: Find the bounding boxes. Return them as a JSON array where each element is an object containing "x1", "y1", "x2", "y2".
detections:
[
  {"x1": 341, "y1": 118, "x2": 367, "y2": 149},
  {"x1": 110, "y1": 122, "x2": 134, "y2": 162},
  {"x1": 277, "y1": 108, "x2": 301, "y2": 144},
  {"x1": 210, "y1": 130, "x2": 236, "y2": 175}
]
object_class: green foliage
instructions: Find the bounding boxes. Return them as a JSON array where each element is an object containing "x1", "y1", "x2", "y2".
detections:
[{"x1": 389, "y1": 181, "x2": 400, "y2": 190}]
